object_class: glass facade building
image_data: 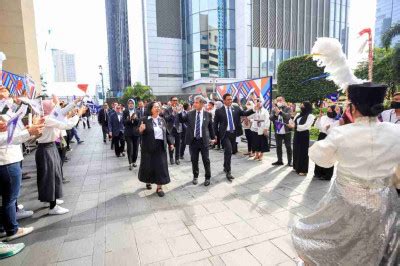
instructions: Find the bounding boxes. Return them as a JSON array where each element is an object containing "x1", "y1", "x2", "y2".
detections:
[
  {"x1": 248, "y1": 0, "x2": 349, "y2": 79},
  {"x1": 181, "y1": 0, "x2": 236, "y2": 83},
  {"x1": 375, "y1": 0, "x2": 400, "y2": 47},
  {"x1": 105, "y1": 0, "x2": 131, "y2": 95}
]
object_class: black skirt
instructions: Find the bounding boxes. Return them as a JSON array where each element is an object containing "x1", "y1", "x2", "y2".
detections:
[
  {"x1": 138, "y1": 140, "x2": 170, "y2": 185},
  {"x1": 35, "y1": 142, "x2": 63, "y2": 202},
  {"x1": 313, "y1": 132, "x2": 334, "y2": 180},
  {"x1": 251, "y1": 131, "x2": 270, "y2": 153},
  {"x1": 293, "y1": 130, "x2": 310, "y2": 174}
]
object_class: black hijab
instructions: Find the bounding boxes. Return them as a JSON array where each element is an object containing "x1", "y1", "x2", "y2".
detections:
[{"x1": 297, "y1": 101, "x2": 313, "y2": 125}]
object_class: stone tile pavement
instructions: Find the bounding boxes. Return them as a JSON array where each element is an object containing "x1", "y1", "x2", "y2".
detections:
[{"x1": 1, "y1": 122, "x2": 332, "y2": 266}]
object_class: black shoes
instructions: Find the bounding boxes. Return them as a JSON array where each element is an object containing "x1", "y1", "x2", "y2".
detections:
[
  {"x1": 272, "y1": 161, "x2": 284, "y2": 166},
  {"x1": 287, "y1": 162, "x2": 293, "y2": 167},
  {"x1": 129, "y1": 164, "x2": 132, "y2": 171},
  {"x1": 146, "y1": 183, "x2": 152, "y2": 190},
  {"x1": 176, "y1": 160, "x2": 180, "y2": 165},
  {"x1": 78, "y1": 140, "x2": 84, "y2": 144},
  {"x1": 192, "y1": 178, "x2": 198, "y2": 185},
  {"x1": 156, "y1": 188, "x2": 165, "y2": 197},
  {"x1": 132, "y1": 163, "x2": 137, "y2": 168},
  {"x1": 226, "y1": 172, "x2": 234, "y2": 182},
  {"x1": 204, "y1": 180, "x2": 210, "y2": 186},
  {"x1": 170, "y1": 159, "x2": 175, "y2": 165}
]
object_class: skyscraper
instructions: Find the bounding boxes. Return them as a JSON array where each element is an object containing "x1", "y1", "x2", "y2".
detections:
[
  {"x1": 130, "y1": 0, "x2": 349, "y2": 96},
  {"x1": 105, "y1": 0, "x2": 131, "y2": 96},
  {"x1": 51, "y1": 49, "x2": 77, "y2": 82},
  {"x1": 375, "y1": 0, "x2": 400, "y2": 47}
]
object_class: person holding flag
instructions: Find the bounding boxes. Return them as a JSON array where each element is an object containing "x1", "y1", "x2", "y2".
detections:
[
  {"x1": 35, "y1": 97, "x2": 86, "y2": 215},
  {"x1": 0, "y1": 85, "x2": 44, "y2": 245},
  {"x1": 269, "y1": 96, "x2": 293, "y2": 166}
]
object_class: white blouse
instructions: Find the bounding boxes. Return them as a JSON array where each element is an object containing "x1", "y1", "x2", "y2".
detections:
[
  {"x1": 295, "y1": 114, "x2": 315, "y2": 132},
  {"x1": 250, "y1": 109, "x2": 271, "y2": 135},
  {"x1": 37, "y1": 115, "x2": 79, "y2": 143},
  {"x1": 309, "y1": 117, "x2": 400, "y2": 182},
  {"x1": 315, "y1": 115, "x2": 339, "y2": 134},
  {"x1": 151, "y1": 117, "x2": 163, "y2": 140}
]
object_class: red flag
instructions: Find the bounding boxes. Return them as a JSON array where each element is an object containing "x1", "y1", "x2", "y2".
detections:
[
  {"x1": 77, "y1": 84, "x2": 88, "y2": 94},
  {"x1": 358, "y1": 28, "x2": 371, "y2": 37}
]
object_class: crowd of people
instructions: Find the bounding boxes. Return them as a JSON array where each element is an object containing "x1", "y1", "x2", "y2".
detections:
[{"x1": 1, "y1": 83, "x2": 399, "y2": 261}]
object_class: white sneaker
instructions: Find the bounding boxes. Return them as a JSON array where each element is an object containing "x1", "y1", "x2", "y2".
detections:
[
  {"x1": 48, "y1": 205, "x2": 69, "y2": 215},
  {"x1": 43, "y1": 199, "x2": 64, "y2": 207},
  {"x1": 6, "y1": 227, "x2": 34, "y2": 242},
  {"x1": 17, "y1": 204, "x2": 24, "y2": 210},
  {"x1": 56, "y1": 199, "x2": 64, "y2": 205},
  {"x1": 16, "y1": 209, "x2": 33, "y2": 220}
]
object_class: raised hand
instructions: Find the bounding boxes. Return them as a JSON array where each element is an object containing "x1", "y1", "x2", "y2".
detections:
[{"x1": 139, "y1": 121, "x2": 146, "y2": 133}]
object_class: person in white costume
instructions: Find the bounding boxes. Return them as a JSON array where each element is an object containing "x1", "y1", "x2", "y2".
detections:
[{"x1": 291, "y1": 38, "x2": 400, "y2": 265}]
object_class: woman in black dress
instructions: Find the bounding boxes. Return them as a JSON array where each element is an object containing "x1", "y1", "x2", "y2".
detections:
[
  {"x1": 292, "y1": 101, "x2": 315, "y2": 176},
  {"x1": 138, "y1": 101, "x2": 172, "y2": 197}
]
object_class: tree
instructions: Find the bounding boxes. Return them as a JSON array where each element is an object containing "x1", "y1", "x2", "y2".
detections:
[
  {"x1": 121, "y1": 82, "x2": 155, "y2": 103},
  {"x1": 277, "y1": 55, "x2": 338, "y2": 103},
  {"x1": 354, "y1": 48, "x2": 398, "y2": 97},
  {"x1": 381, "y1": 23, "x2": 400, "y2": 94}
]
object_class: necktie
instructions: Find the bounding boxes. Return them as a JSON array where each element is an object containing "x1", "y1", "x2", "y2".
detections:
[
  {"x1": 227, "y1": 107, "x2": 234, "y2": 133},
  {"x1": 195, "y1": 112, "x2": 201, "y2": 139}
]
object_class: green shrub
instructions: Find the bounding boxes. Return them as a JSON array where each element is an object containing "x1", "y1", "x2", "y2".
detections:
[{"x1": 277, "y1": 55, "x2": 338, "y2": 103}]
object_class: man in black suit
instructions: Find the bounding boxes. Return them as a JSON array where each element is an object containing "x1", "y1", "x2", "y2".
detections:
[
  {"x1": 136, "y1": 100, "x2": 146, "y2": 119},
  {"x1": 179, "y1": 102, "x2": 190, "y2": 159},
  {"x1": 181, "y1": 96, "x2": 216, "y2": 186},
  {"x1": 98, "y1": 103, "x2": 110, "y2": 143},
  {"x1": 164, "y1": 96, "x2": 183, "y2": 165},
  {"x1": 108, "y1": 105, "x2": 125, "y2": 157},
  {"x1": 214, "y1": 93, "x2": 254, "y2": 181},
  {"x1": 123, "y1": 100, "x2": 140, "y2": 170}
]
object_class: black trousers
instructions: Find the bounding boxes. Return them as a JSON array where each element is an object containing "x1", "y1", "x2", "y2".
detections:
[
  {"x1": 66, "y1": 130, "x2": 71, "y2": 149},
  {"x1": 314, "y1": 133, "x2": 334, "y2": 179},
  {"x1": 180, "y1": 128, "x2": 187, "y2": 157},
  {"x1": 190, "y1": 139, "x2": 211, "y2": 179},
  {"x1": 125, "y1": 135, "x2": 140, "y2": 164},
  {"x1": 222, "y1": 132, "x2": 237, "y2": 173},
  {"x1": 169, "y1": 129, "x2": 181, "y2": 160},
  {"x1": 244, "y1": 129, "x2": 253, "y2": 152},
  {"x1": 112, "y1": 132, "x2": 125, "y2": 156},
  {"x1": 275, "y1": 133, "x2": 292, "y2": 164},
  {"x1": 101, "y1": 125, "x2": 109, "y2": 141}
]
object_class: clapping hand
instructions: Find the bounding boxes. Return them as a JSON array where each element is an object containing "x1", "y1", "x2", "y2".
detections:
[{"x1": 139, "y1": 121, "x2": 146, "y2": 133}]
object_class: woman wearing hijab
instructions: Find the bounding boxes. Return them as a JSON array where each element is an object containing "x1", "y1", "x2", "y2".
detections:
[
  {"x1": 36, "y1": 98, "x2": 85, "y2": 215},
  {"x1": 291, "y1": 101, "x2": 314, "y2": 176},
  {"x1": 123, "y1": 99, "x2": 140, "y2": 170},
  {"x1": 313, "y1": 105, "x2": 339, "y2": 180},
  {"x1": 138, "y1": 101, "x2": 172, "y2": 197}
]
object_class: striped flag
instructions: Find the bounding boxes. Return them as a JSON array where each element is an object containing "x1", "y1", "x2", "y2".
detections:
[
  {"x1": 7, "y1": 104, "x2": 28, "y2": 145},
  {"x1": 261, "y1": 77, "x2": 273, "y2": 111},
  {"x1": 1, "y1": 70, "x2": 27, "y2": 96}
]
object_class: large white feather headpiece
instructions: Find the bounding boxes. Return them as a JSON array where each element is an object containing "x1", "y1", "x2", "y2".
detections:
[{"x1": 311, "y1": 38, "x2": 364, "y2": 92}]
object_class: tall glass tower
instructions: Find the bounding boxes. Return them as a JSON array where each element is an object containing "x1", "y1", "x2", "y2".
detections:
[
  {"x1": 181, "y1": 0, "x2": 236, "y2": 83},
  {"x1": 248, "y1": 0, "x2": 349, "y2": 79},
  {"x1": 375, "y1": 0, "x2": 400, "y2": 47}
]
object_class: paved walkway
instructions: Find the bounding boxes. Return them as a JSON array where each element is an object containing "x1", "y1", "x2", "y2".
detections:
[{"x1": 1, "y1": 122, "x2": 331, "y2": 266}]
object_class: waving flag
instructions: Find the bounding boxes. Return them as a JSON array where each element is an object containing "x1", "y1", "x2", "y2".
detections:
[
  {"x1": 25, "y1": 74, "x2": 36, "y2": 99},
  {"x1": 7, "y1": 104, "x2": 28, "y2": 145},
  {"x1": 1, "y1": 70, "x2": 27, "y2": 96}
]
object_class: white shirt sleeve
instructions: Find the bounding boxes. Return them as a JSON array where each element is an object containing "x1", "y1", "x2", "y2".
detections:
[
  {"x1": 45, "y1": 115, "x2": 79, "y2": 130},
  {"x1": 297, "y1": 114, "x2": 315, "y2": 132},
  {"x1": 309, "y1": 127, "x2": 341, "y2": 168},
  {"x1": 0, "y1": 129, "x2": 31, "y2": 146},
  {"x1": 315, "y1": 117, "x2": 323, "y2": 131}
]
